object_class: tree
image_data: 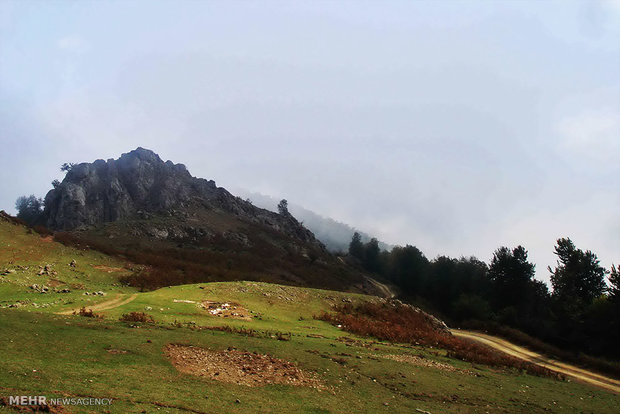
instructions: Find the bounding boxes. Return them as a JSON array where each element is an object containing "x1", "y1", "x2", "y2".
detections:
[
  {"x1": 348, "y1": 232, "x2": 364, "y2": 260},
  {"x1": 15, "y1": 195, "x2": 44, "y2": 225},
  {"x1": 364, "y1": 238, "x2": 381, "y2": 273},
  {"x1": 60, "y1": 163, "x2": 75, "y2": 172},
  {"x1": 549, "y1": 238, "x2": 607, "y2": 313},
  {"x1": 277, "y1": 199, "x2": 289, "y2": 215},
  {"x1": 387, "y1": 245, "x2": 428, "y2": 294},
  {"x1": 51, "y1": 179, "x2": 61, "y2": 188},
  {"x1": 488, "y1": 246, "x2": 536, "y2": 310},
  {"x1": 609, "y1": 264, "x2": 620, "y2": 303},
  {"x1": 605, "y1": 264, "x2": 620, "y2": 354}
]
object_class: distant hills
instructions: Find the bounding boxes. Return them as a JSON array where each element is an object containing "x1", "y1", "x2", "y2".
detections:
[{"x1": 233, "y1": 190, "x2": 393, "y2": 253}]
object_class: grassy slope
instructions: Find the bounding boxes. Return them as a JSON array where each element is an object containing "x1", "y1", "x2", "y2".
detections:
[{"x1": 1, "y1": 220, "x2": 619, "y2": 413}]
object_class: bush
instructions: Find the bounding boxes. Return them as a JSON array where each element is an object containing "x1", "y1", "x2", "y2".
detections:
[
  {"x1": 119, "y1": 312, "x2": 154, "y2": 323},
  {"x1": 74, "y1": 307, "x2": 99, "y2": 318},
  {"x1": 317, "y1": 301, "x2": 559, "y2": 378}
]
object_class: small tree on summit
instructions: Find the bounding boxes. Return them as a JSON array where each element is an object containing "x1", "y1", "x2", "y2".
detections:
[
  {"x1": 60, "y1": 163, "x2": 75, "y2": 172},
  {"x1": 277, "y1": 199, "x2": 289, "y2": 215}
]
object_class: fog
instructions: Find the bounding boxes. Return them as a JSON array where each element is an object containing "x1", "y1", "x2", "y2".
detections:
[{"x1": 1, "y1": 1, "x2": 618, "y2": 283}]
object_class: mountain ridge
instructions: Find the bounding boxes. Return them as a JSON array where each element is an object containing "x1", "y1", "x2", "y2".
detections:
[
  {"x1": 234, "y1": 189, "x2": 394, "y2": 253},
  {"x1": 43, "y1": 147, "x2": 320, "y2": 247}
]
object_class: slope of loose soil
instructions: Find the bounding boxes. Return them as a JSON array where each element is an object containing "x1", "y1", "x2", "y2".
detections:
[{"x1": 165, "y1": 344, "x2": 324, "y2": 388}]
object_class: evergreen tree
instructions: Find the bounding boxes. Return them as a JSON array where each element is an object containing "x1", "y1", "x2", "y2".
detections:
[
  {"x1": 348, "y1": 232, "x2": 364, "y2": 260},
  {"x1": 609, "y1": 265, "x2": 620, "y2": 304},
  {"x1": 387, "y1": 245, "x2": 428, "y2": 294},
  {"x1": 489, "y1": 246, "x2": 536, "y2": 310},
  {"x1": 364, "y1": 238, "x2": 381, "y2": 273},
  {"x1": 549, "y1": 238, "x2": 607, "y2": 306}
]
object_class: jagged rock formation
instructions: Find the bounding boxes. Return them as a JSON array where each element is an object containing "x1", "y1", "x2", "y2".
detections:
[{"x1": 43, "y1": 148, "x2": 319, "y2": 247}]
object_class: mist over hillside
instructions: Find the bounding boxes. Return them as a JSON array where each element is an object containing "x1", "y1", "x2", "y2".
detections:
[{"x1": 233, "y1": 189, "x2": 393, "y2": 253}]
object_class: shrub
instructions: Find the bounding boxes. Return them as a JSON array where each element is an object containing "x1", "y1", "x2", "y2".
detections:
[
  {"x1": 317, "y1": 301, "x2": 559, "y2": 379},
  {"x1": 120, "y1": 312, "x2": 154, "y2": 323},
  {"x1": 74, "y1": 307, "x2": 99, "y2": 318},
  {"x1": 33, "y1": 225, "x2": 53, "y2": 237}
]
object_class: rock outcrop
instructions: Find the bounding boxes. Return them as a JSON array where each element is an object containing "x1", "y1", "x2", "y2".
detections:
[{"x1": 43, "y1": 148, "x2": 320, "y2": 246}]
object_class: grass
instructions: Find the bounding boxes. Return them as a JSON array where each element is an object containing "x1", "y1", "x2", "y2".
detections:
[{"x1": 1, "y1": 218, "x2": 620, "y2": 413}]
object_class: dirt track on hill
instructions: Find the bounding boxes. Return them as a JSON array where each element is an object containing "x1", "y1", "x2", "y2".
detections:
[
  {"x1": 363, "y1": 276, "x2": 396, "y2": 298},
  {"x1": 57, "y1": 293, "x2": 138, "y2": 315},
  {"x1": 451, "y1": 329, "x2": 620, "y2": 394}
]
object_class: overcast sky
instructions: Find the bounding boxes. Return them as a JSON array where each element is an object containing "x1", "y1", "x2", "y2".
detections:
[{"x1": 1, "y1": 0, "x2": 619, "y2": 284}]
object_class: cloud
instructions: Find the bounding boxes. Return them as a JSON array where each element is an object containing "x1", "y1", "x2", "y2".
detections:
[
  {"x1": 57, "y1": 36, "x2": 90, "y2": 53},
  {"x1": 556, "y1": 108, "x2": 620, "y2": 163}
]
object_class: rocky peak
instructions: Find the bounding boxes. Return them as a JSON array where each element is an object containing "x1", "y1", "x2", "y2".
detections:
[{"x1": 43, "y1": 148, "x2": 320, "y2": 248}]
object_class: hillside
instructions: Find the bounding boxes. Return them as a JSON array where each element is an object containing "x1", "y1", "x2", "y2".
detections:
[
  {"x1": 31, "y1": 148, "x2": 384, "y2": 295},
  {"x1": 1, "y1": 217, "x2": 619, "y2": 413},
  {"x1": 233, "y1": 190, "x2": 393, "y2": 253}
]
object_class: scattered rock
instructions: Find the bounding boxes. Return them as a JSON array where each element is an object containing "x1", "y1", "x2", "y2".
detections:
[
  {"x1": 106, "y1": 348, "x2": 128, "y2": 354},
  {"x1": 202, "y1": 301, "x2": 252, "y2": 320},
  {"x1": 29, "y1": 284, "x2": 49, "y2": 293},
  {"x1": 381, "y1": 354, "x2": 473, "y2": 375},
  {"x1": 83, "y1": 291, "x2": 105, "y2": 296}
]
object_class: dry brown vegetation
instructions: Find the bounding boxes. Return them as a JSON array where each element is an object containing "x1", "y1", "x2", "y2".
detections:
[
  {"x1": 74, "y1": 307, "x2": 99, "y2": 318},
  {"x1": 317, "y1": 301, "x2": 560, "y2": 379},
  {"x1": 53, "y1": 229, "x2": 362, "y2": 294},
  {"x1": 119, "y1": 312, "x2": 154, "y2": 323},
  {"x1": 175, "y1": 323, "x2": 292, "y2": 341}
]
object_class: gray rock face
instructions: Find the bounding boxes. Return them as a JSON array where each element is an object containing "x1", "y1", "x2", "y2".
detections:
[{"x1": 43, "y1": 148, "x2": 320, "y2": 246}]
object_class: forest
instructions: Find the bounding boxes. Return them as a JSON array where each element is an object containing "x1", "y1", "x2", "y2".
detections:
[{"x1": 347, "y1": 232, "x2": 619, "y2": 363}]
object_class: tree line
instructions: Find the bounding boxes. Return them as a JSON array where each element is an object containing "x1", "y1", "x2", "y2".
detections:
[{"x1": 348, "y1": 232, "x2": 619, "y2": 358}]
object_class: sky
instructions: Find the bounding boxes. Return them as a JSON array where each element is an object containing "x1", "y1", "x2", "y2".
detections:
[{"x1": 1, "y1": 0, "x2": 619, "y2": 285}]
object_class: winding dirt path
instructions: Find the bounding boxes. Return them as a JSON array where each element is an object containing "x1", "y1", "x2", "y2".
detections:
[
  {"x1": 57, "y1": 293, "x2": 138, "y2": 315},
  {"x1": 451, "y1": 329, "x2": 620, "y2": 394},
  {"x1": 364, "y1": 276, "x2": 397, "y2": 299}
]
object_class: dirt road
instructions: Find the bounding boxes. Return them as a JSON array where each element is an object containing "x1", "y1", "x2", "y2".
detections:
[
  {"x1": 451, "y1": 329, "x2": 620, "y2": 394},
  {"x1": 57, "y1": 293, "x2": 138, "y2": 315},
  {"x1": 364, "y1": 276, "x2": 397, "y2": 298}
]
